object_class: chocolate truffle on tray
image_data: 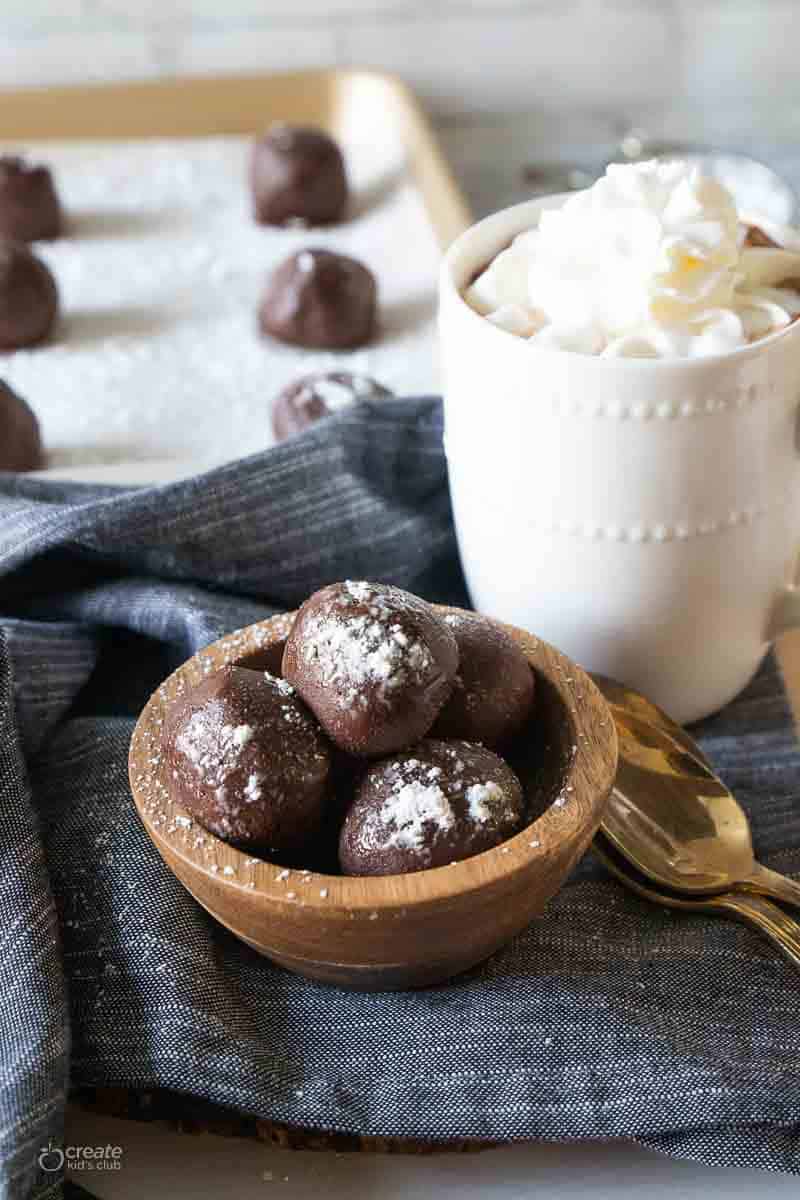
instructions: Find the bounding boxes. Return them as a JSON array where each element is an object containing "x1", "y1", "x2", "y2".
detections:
[
  {"x1": 743, "y1": 224, "x2": 780, "y2": 250},
  {"x1": 432, "y1": 611, "x2": 535, "y2": 749},
  {"x1": 259, "y1": 248, "x2": 377, "y2": 350},
  {"x1": 339, "y1": 739, "x2": 525, "y2": 876},
  {"x1": 0, "y1": 379, "x2": 43, "y2": 471},
  {"x1": 282, "y1": 581, "x2": 459, "y2": 757},
  {"x1": 0, "y1": 155, "x2": 62, "y2": 243},
  {"x1": 272, "y1": 371, "x2": 393, "y2": 440},
  {"x1": 162, "y1": 665, "x2": 331, "y2": 857},
  {"x1": 0, "y1": 241, "x2": 59, "y2": 351},
  {"x1": 250, "y1": 124, "x2": 348, "y2": 227}
]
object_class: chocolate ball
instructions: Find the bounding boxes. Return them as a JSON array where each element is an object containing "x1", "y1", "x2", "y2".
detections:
[
  {"x1": 162, "y1": 665, "x2": 331, "y2": 857},
  {"x1": 272, "y1": 371, "x2": 393, "y2": 441},
  {"x1": 432, "y1": 612, "x2": 535, "y2": 749},
  {"x1": 0, "y1": 379, "x2": 43, "y2": 470},
  {"x1": 259, "y1": 248, "x2": 376, "y2": 350},
  {"x1": 251, "y1": 124, "x2": 348, "y2": 226},
  {"x1": 282, "y1": 581, "x2": 459, "y2": 757},
  {"x1": 0, "y1": 241, "x2": 59, "y2": 351},
  {"x1": 302, "y1": 744, "x2": 367, "y2": 874},
  {"x1": 0, "y1": 156, "x2": 62, "y2": 243},
  {"x1": 339, "y1": 739, "x2": 525, "y2": 876}
]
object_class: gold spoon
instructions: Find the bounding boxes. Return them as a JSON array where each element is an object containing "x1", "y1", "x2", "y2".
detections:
[
  {"x1": 593, "y1": 831, "x2": 800, "y2": 971},
  {"x1": 591, "y1": 674, "x2": 713, "y2": 768},
  {"x1": 592, "y1": 674, "x2": 800, "y2": 909}
]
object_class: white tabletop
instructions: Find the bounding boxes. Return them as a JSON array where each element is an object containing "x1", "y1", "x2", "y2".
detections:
[{"x1": 65, "y1": 1107, "x2": 796, "y2": 1198}]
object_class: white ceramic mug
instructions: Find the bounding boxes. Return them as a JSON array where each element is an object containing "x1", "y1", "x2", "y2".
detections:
[{"x1": 439, "y1": 195, "x2": 800, "y2": 723}]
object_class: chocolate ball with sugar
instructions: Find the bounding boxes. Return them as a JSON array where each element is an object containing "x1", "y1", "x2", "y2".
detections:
[
  {"x1": 282, "y1": 581, "x2": 459, "y2": 757},
  {"x1": 162, "y1": 665, "x2": 331, "y2": 857},
  {"x1": 259, "y1": 248, "x2": 377, "y2": 350},
  {"x1": 0, "y1": 241, "x2": 59, "y2": 350},
  {"x1": 0, "y1": 379, "x2": 43, "y2": 470},
  {"x1": 272, "y1": 371, "x2": 393, "y2": 441},
  {"x1": 0, "y1": 156, "x2": 62, "y2": 243},
  {"x1": 432, "y1": 611, "x2": 535, "y2": 749},
  {"x1": 339, "y1": 738, "x2": 525, "y2": 876},
  {"x1": 250, "y1": 124, "x2": 348, "y2": 226}
]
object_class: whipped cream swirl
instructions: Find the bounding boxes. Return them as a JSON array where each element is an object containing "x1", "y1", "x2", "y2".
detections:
[{"x1": 466, "y1": 160, "x2": 800, "y2": 358}]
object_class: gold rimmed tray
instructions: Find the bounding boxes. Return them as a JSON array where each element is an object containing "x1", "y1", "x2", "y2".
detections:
[{"x1": 2, "y1": 69, "x2": 471, "y2": 485}]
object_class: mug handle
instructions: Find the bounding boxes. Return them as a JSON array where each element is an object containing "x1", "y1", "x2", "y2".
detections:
[{"x1": 768, "y1": 584, "x2": 800, "y2": 640}]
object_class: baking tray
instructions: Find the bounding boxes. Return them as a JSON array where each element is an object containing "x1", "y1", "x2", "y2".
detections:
[
  {"x1": 1, "y1": 70, "x2": 471, "y2": 485},
  {"x1": 0, "y1": 70, "x2": 469, "y2": 246}
]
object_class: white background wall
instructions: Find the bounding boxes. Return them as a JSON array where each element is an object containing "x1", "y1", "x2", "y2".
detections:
[
  {"x1": 1, "y1": 0, "x2": 798, "y2": 129},
  {"x1": 4, "y1": 0, "x2": 799, "y2": 218}
]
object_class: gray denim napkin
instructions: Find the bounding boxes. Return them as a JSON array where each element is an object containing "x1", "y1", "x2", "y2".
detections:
[{"x1": 1, "y1": 397, "x2": 798, "y2": 1199}]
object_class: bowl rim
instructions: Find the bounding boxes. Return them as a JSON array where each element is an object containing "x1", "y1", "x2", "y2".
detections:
[{"x1": 128, "y1": 606, "x2": 618, "y2": 912}]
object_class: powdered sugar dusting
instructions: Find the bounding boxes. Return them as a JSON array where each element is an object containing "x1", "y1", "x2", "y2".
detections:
[
  {"x1": 302, "y1": 582, "x2": 434, "y2": 709},
  {"x1": 272, "y1": 677, "x2": 295, "y2": 696},
  {"x1": 308, "y1": 377, "x2": 357, "y2": 411},
  {"x1": 294, "y1": 373, "x2": 379, "y2": 413},
  {"x1": 244, "y1": 772, "x2": 263, "y2": 803},
  {"x1": 466, "y1": 781, "x2": 510, "y2": 824},
  {"x1": 383, "y1": 780, "x2": 455, "y2": 850},
  {"x1": 345, "y1": 580, "x2": 373, "y2": 602},
  {"x1": 176, "y1": 703, "x2": 249, "y2": 785}
]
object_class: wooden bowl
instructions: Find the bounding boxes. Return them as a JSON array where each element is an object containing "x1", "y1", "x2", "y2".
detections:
[{"x1": 129, "y1": 608, "x2": 617, "y2": 991}]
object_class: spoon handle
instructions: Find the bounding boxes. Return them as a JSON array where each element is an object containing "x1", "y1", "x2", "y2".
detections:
[
  {"x1": 594, "y1": 839, "x2": 800, "y2": 971},
  {"x1": 713, "y1": 892, "x2": 800, "y2": 970},
  {"x1": 740, "y1": 863, "x2": 800, "y2": 910}
]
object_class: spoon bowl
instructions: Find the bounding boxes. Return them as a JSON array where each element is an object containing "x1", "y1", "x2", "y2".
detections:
[
  {"x1": 592, "y1": 675, "x2": 800, "y2": 909},
  {"x1": 602, "y1": 708, "x2": 756, "y2": 892},
  {"x1": 591, "y1": 674, "x2": 713, "y2": 768}
]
